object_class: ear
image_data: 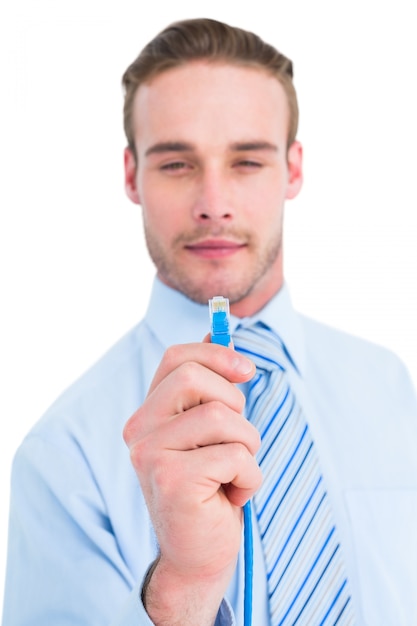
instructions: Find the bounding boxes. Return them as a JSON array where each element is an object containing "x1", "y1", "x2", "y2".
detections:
[
  {"x1": 124, "y1": 147, "x2": 141, "y2": 205},
  {"x1": 285, "y1": 140, "x2": 303, "y2": 200}
]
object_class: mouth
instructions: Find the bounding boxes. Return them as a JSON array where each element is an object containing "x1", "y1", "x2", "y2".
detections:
[{"x1": 184, "y1": 239, "x2": 247, "y2": 259}]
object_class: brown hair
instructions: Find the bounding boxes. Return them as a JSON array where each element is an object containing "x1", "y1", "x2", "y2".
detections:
[{"x1": 122, "y1": 18, "x2": 299, "y2": 158}]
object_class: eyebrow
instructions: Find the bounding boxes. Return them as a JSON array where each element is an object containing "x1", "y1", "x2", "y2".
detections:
[
  {"x1": 145, "y1": 140, "x2": 279, "y2": 158},
  {"x1": 145, "y1": 142, "x2": 194, "y2": 157},
  {"x1": 230, "y1": 141, "x2": 279, "y2": 153}
]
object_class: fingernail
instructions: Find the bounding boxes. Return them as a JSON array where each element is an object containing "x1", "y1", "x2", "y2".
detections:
[{"x1": 232, "y1": 355, "x2": 253, "y2": 375}]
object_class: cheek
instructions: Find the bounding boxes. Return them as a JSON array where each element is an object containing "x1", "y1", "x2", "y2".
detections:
[
  {"x1": 141, "y1": 182, "x2": 196, "y2": 239},
  {"x1": 140, "y1": 190, "x2": 183, "y2": 246},
  {"x1": 248, "y1": 186, "x2": 285, "y2": 226},
  {"x1": 139, "y1": 180, "x2": 169, "y2": 225}
]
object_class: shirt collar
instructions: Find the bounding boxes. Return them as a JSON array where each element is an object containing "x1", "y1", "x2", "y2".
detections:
[{"x1": 144, "y1": 277, "x2": 306, "y2": 377}]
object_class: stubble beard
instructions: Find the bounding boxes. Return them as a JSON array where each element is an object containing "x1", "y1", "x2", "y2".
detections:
[{"x1": 143, "y1": 224, "x2": 283, "y2": 306}]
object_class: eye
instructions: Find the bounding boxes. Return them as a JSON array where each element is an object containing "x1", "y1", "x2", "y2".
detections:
[
  {"x1": 235, "y1": 160, "x2": 263, "y2": 170},
  {"x1": 160, "y1": 161, "x2": 190, "y2": 171}
]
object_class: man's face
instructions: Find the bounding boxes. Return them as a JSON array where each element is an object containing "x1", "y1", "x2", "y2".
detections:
[{"x1": 125, "y1": 61, "x2": 302, "y2": 317}]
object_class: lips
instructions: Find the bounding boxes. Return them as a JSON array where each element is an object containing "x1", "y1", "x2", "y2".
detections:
[{"x1": 184, "y1": 239, "x2": 247, "y2": 259}]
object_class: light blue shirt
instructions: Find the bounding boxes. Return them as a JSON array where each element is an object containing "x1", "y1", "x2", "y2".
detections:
[{"x1": 3, "y1": 279, "x2": 417, "y2": 625}]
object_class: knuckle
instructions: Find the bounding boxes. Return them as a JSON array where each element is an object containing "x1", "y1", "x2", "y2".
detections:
[
  {"x1": 228, "y1": 441, "x2": 248, "y2": 464},
  {"x1": 205, "y1": 400, "x2": 226, "y2": 424},
  {"x1": 122, "y1": 421, "x2": 132, "y2": 445},
  {"x1": 122, "y1": 417, "x2": 136, "y2": 445},
  {"x1": 163, "y1": 346, "x2": 178, "y2": 368},
  {"x1": 129, "y1": 435, "x2": 151, "y2": 473},
  {"x1": 122, "y1": 406, "x2": 146, "y2": 444},
  {"x1": 176, "y1": 360, "x2": 201, "y2": 389},
  {"x1": 151, "y1": 456, "x2": 187, "y2": 506},
  {"x1": 130, "y1": 442, "x2": 177, "y2": 496},
  {"x1": 152, "y1": 458, "x2": 176, "y2": 495},
  {"x1": 163, "y1": 344, "x2": 185, "y2": 371}
]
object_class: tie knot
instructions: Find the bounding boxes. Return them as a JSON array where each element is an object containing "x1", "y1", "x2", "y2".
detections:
[{"x1": 233, "y1": 322, "x2": 287, "y2": 373}]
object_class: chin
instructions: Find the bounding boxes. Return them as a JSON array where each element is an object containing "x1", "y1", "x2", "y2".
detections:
[{"x1": 184, "y1": 279, "x2": 256, "y2": 307}]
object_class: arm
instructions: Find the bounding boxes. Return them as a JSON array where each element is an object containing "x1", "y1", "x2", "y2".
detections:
[
  {"x1": 2, "y1": 434, "x2": 149, "y2": 626},
  {"x1": 123, "y1": 341, "x2": 261, "y2": 626}
]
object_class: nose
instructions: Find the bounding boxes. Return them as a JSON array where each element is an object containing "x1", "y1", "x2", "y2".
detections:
[{"x1": 191, "y1": 168, "x2": 234, "y2": 223}]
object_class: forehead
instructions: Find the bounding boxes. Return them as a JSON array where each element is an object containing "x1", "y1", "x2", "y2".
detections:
[{"x1": 131, "y1": 61, "x2": 289, "y2": 150}]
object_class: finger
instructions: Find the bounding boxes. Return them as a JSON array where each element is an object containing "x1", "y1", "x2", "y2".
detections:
[
  {"x1": 149, "y1": 401, "x2": 261, "y2": 456},
  {"x1": 148, "y1": 342, "x2": 254, "y2": 395},
  {"x1": 138, "y1": 443, "x2": 262, "y2": 510},
  {"x1": 124, "y1": 362, "x2": 247, "y2": 442},
  {"x1": 179, "y1": 443, "x2": 263, "y2": 507}
]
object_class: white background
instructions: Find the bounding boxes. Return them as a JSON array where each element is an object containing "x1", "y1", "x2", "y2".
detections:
[{"x1": 1, "y1": 0, "x2": 416, "y2": 614}]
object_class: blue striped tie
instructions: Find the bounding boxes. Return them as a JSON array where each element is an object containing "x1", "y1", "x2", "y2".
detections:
[{"x1": 233, "y1": 322, "x2": 355, "y2": 625}]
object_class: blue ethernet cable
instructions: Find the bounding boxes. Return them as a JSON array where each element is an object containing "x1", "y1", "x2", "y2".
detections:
[
  {"x1": 209, "y1": 295, "x2": 231, "y2": 347},
  {"x1": 209, "y1": 296, "x2": 253, "y2": 626}
]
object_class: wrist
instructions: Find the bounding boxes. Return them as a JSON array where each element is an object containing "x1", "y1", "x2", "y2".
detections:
[{"x1": 142, "y1": 555, "x2": 235, "y2": 626}]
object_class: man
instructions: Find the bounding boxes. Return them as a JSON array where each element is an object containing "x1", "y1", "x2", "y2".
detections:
[{"x1": 3, "y1": 17, "x2": 417, "y2": 626}]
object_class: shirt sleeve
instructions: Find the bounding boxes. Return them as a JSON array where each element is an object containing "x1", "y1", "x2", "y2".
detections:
[
  {"x1": 2, "y1": 432, "x2": 142, "y2": 625},
  {"x1": 110, "y1": 585, "x2": 236, "y2": 626},
  {"x1": 215, "y1": 598, "x2": 236, "y2": 626}
]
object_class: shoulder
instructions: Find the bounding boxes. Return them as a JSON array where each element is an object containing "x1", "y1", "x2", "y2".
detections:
[
  {"x1": 299, "y1": 313, "x2": 416, "y2": 401},
  {"x1": 23, "y1": 320, "x2": 162, "y2": 447},
  {"x1": 297, "y1": 315, "x2": 417, "y2": 481},
  {"x1": 301, "y1": 313, "x2": 406, "y2": 367}
]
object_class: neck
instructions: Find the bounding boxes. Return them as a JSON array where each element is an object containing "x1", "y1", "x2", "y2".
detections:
[{"x1": 230, "y1": 274, "x2": 283, "y2": 318}]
